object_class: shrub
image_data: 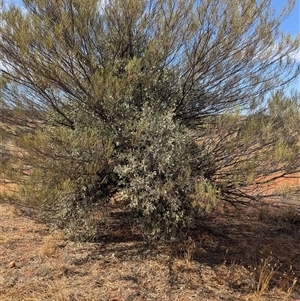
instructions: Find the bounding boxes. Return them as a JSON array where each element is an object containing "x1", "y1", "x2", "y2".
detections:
[{"x1": 114, "y1": 105, "x2": 214, "y2": 240}]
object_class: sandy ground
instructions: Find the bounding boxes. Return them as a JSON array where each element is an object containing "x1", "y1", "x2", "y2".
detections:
[{"x1": 0, "y1": 196, "x2": 300, "y2": 301}]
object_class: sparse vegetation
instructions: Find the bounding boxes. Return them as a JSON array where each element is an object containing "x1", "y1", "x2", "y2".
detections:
[{"x1": 0, "y1": 202, "x2": 299, "y2": 300}]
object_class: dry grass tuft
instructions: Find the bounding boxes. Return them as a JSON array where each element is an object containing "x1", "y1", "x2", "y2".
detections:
[{"x1": 39, "y1": 232, "x2": 66, "y2": 258}]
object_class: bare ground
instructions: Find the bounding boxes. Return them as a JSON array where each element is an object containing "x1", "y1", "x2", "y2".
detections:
[{"x1": 1, "y1": 192, "x2": 300, "y2": 301}]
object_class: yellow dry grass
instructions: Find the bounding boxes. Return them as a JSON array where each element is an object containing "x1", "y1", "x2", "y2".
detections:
[{"x1": 0, "y1": 199, "x2": 299, "y2": 301}]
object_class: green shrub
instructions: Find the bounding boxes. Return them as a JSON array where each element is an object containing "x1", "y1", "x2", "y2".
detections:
[
  {"x1": 114, "y1": 105, "x2": 214, "y2": 240},
  {"x1": 6, "y1": 111, "x2": 115, "y2": 241}
]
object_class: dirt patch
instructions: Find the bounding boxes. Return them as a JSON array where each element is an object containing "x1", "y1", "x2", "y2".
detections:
[
  {"x1": 256, "y1": 172, "x2": 300, "y2": 192},
  {"x1": 0, "y1": 201, "x2": 299, "y2": 301},
  {"x1": 0, "y1": 179, "x2": 19, "y2": 197}
]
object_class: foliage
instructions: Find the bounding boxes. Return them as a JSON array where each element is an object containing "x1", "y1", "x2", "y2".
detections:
[
  {"x1": 1, "y1": 0, "x2": 300, "y2": 240},
  {"x1": 194, "y1": 92, "x2": 300, "y2": 205},
  {"x1": 114, "y1": 104, "x2": 216, "y2": 240}
]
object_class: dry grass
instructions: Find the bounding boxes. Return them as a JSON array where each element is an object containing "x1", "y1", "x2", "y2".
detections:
[{"x1": 0, "y1": 198, "x2": 299, "y2": 301}]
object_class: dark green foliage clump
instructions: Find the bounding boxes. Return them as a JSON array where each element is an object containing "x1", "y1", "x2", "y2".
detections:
[{"x1": 114, "y1": 105, "x2": 208, "y2": 240}]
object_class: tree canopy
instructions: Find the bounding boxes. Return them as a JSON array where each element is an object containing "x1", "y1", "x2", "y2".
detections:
[{"x1": 1, "y1": 0, "x2": 299, "y2": 240}]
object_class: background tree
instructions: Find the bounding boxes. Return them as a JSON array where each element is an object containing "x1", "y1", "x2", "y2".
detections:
[{"x1": 1, "y1": 0, "x2": 299, "y2": 240}]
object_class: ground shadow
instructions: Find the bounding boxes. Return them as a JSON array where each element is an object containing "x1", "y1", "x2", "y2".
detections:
[{"x1": 89, "y1": 203, "x2": 300, "y2": 296}]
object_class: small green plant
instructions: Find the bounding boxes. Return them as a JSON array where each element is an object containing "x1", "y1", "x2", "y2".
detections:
[{"x1": 193, "y1": 177, "x2": 219, "y2": 213}]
